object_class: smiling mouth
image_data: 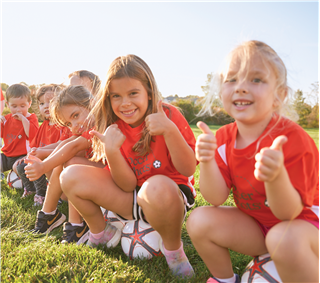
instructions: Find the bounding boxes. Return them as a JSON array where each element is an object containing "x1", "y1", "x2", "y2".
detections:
[
  {"x1": 121, "y1": 109, "x2": 137, "y2": 115},
  {"x1": 234, "y1": 101, "x2": 252, "y2": 106}
]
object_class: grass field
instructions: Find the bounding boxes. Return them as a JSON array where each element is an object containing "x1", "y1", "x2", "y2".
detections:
[{"x1": 1, "y1": 127, "x2": 318, "y2": 283}]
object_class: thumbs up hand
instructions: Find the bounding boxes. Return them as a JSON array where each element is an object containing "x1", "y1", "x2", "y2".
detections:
[
  {"x1": 254, "y1": 135, "x2": 288, "y2": 182},
  {"x1": 145, "y1": 100, "x2": 172, "y2": 136},
  {"x1": 195, "y1": 121, "x2": 217, "y2": 162},
  {"x1": 24, "y1": 154, "x2": 45, "y2": 181}
]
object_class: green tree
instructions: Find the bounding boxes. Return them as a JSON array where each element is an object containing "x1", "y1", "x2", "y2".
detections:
[
  {"x1": 293, "y1": 90, "x2": 312, "y2": 127},
  {"x1": 1, "y1": 83, "x2": 9, "y2": 91}
]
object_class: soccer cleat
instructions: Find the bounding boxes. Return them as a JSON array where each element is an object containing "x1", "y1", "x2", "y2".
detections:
[
  {"x1": 61, "y1": 222, "x2": 90, "y2": 245},
  {"x1": 87, "y1": 222, "x2": 121, "y2": 248},
  {"x1": 34, "y1": 209, "x2": 66, "y2": 234},
  {"x1": 207, "y1": 274, "x2": 240, "y2": 283},
  {"x1": 33, "y1": 194, "x2": 45, "y2": 206}
]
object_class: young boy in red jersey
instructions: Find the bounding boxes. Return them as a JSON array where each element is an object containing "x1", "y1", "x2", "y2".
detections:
[
  {"x1": 1, "y1": 84, "x2": 39, "y2": 175},
  {"x1": 14, "y1": 84, "x2": 66, "y2": 206}
]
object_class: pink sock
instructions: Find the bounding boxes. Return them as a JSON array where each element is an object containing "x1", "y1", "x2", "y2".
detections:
[
  {"x1": 162, "y1": 241, "x2": 194, "y2": 278},
  {"x1": 91, "y1": 229, "x2": 105, "y2": 239}
]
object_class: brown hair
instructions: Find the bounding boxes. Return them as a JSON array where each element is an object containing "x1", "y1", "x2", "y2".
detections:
[
  {"x1": 49, "y1": 85, "x2": 93, "y2": 128},
  {"x1": 36, "y1": 84, "x2": 65, "y2": 102},
  {"x1": 6, "y1": 84, "x2": 31, "y2": 103},
  {"x1": 68, "y1": 70, "x2": 101, "y2": 96},
  {"x1": 91, "y1": 54, "x2": 164, "y2": 161}
]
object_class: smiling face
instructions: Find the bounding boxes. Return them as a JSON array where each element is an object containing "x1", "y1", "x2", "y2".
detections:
[
  {"x1": 221, "y1": 52, "x2": 278, "y2": 127},
  {"x1": 7, "y1": 96, "x2": 31, "y2": 117},
  {"x1": 59, "y1": 105, "x2": 91, "y2": 135},
  {"x1": 38, "y1": 91, "x2": 54, "y2": 120},
  {"x1": 109, "y1": 77, "x2": 150, "y2": 128}
]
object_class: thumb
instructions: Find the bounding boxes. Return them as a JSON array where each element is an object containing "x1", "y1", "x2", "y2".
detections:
[
  {"x1": 270, "y1": 135, "x2": 287, "y2": 151},
  {"x1": 197, "y1": 121, "x2": 212, "y2": 134},
  {"x1": 25, "y1": 154, "x2": 41, "y2": 164},
  {"x1": 90, "y1": 130, "x2": 104, "y2": 141},
  {"x1": 157, "y1": 100, "x2": 164, "y2": 114}
]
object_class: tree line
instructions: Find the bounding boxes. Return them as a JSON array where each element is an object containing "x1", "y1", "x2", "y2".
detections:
[{"x1": 1, "y1": 79, "x2": 319, "y2": 128}]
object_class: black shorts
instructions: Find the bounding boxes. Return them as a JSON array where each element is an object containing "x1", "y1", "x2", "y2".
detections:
[
  {"x1": 1, "y1": 153, "x2": 25, "y2": 173},
  {"x1": 116, "y1": 184, "x2": 195, "y2": 224}
]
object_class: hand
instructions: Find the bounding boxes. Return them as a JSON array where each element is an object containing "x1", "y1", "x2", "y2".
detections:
[
  {"x1": 29, "y1": 148, "x2": 38, "y2": 156},
  {"x1": 195, "y1": 121, "x2": 217, "y2": 162},
  {"x1": 90, "y1": 124, "x2": 126, "y2": 154},
  {"x1": 254, "y1": 135, "x2": 287, "y2": 182},
  {"x1": 0, "y1": 115, "x2": 5, "y2": 123},
  {"x1": 12, "y1": 112, "x2": 24, "y2": 121},
  {"x1": 24, "y1": 154, "x2": 45, "y2": 181},
  {"x1": 145, "y1": 100, "x2": 172, "y2": 136}
]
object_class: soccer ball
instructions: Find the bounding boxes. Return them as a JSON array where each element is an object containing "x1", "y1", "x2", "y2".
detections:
[
  {"x1": 241, "y1": 253, "x2": 282, "y2": 283},
  {"x1": 103, "y1": 209, "x2": 127, "y2": 231},
  {"x1": 121, "y1": 220, "x2": 163, "y2": 260},
  {"x1": 6, "y1": 170, "x2": 23, "y2": 189}
]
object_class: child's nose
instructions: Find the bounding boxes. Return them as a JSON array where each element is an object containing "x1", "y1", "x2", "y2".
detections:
[
  {"x1": 235, "y1": 81, "x2": 248, "y2": 94},
  {"x1": 122, "y1": 97, "x2": 132, "y2": 106}
]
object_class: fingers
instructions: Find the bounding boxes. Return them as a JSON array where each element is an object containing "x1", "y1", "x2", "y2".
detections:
[
  {"x1": 157, "y1": 100, "x2": 164, "y2": 113},
  {"x1": 197, "y1": 121, "x2": 212, "y2": 135},
  {"x1": 90, "y1": 130, "x2": 103, "y2": 140},
  {"x1": 270, "y1": 135, "x2": 287, "y2": 151}
]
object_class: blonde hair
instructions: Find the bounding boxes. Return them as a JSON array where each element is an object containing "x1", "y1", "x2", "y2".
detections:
[
  {"x1": 6, "y1": 84, "x2": 31, "y2": 103},
  {"x1": 91, "y1": 54, "x2": 163, "y2": 161},
  {"x1": 36, "y1": 84, "x2": 65, "y2": 102},
  {"x1": 200, "y1": 40, "x2": 297, "y2": 121},
  {"x1": 49, "y1": 85, "x2": 93, "y2": 128},
  {"x1": 68, "y1": 70, "x2": 101, "y2": 96}
]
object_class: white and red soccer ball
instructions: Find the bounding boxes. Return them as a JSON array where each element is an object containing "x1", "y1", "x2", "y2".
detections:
[
  {"x1": 121, "y1": 220, "x2": 163, "y2": 260},
  {"x1": 241, "y1": 253, "x2": 282, "y2": 283},
  {"x1": 6, "y1": 170, "x2": 23, "y2": 189}
]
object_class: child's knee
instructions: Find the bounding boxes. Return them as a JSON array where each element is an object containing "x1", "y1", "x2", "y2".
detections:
[
  {"x1": 187, "y1": 207, "x2": 210, "y2": 238},
  {"x1": 59, "y1": 166, "x2": 76, "y2": 192},
  {"x1": 16, "y1": 162, "x2": 26, "y2": 175}
]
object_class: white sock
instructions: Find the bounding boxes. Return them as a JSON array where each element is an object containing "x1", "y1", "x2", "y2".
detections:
[
  {"x1": 70, "y1": 222, "x2": 84, "y2": 227},
  {"x1": 214, "y1": 274, "x2": 236, "y2": 283},
  {"x1": 42, "y1": 209, "x2": 56, "y2": 215}
]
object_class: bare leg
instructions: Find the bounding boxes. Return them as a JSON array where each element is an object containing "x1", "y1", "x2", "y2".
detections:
[
  {"x1": 266, "y1": 219, "x2": 319, "y2": 282},
  {"x1": 42, "y1": 165, "x2": 63, "y2": 213},
  {"x1": 68, "y1": 201, "x2": 83, "y2": 224},
  {"x1": 137, "y1": 175, "x2": 185, "y2": 251},
  {"x1": 60, "y1": 164, "x2": 134, "y2": 234},
  {"x1": 187, "y1": 206, "x2": 267, "y2": 279}
]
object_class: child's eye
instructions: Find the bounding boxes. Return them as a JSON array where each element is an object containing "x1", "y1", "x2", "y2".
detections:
[
  {"x1": 111, "y1": 94, "x2": 119, "y2": 99},
  {"x1": 225, "y1": 78, "x2": 236, "y2": 83},
  {"x1": 40, "y1": 103, "x2": 44, "y2": 106},
  {"x1": 252, "y1": 78, "x2": 262, "y2": 83},
  {"x1": 130, "y1": 92, "x2": 138, "y2": 96}
]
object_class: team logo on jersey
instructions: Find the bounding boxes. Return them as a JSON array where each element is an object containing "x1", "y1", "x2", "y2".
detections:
[
  {"x1": 18, "y1": 135, "x2": 22, "y2": 139},
  {"x1": 153, "y1": 160, "x2": 161, "y2": 169}
]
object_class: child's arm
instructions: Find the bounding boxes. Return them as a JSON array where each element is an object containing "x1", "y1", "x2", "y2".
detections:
[
  {"x1": 91, "y1": 125, "x2": 137, "y2": 192},
  {"x1": 145, "y1": 101, "x2": 196, "y2": 177},
  {"x1": 24, "y1": 136, "x2": 90, "y2": 181},
  {"x1": 254, "y1": 136, "x2": 303, "y2": 220},
  {"x1": 195, "y1": 121, "x2": 230, "y2": 205},
  {"x1": 13, "y1": 113, "x2": 31, "y2": 137}
]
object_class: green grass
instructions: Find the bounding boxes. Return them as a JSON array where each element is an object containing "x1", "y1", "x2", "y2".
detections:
[{"x1": 1, "y1": 126, "x2": 318, "y2": 282}]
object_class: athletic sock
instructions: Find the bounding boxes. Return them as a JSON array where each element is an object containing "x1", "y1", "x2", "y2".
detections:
[
  {"x1": 91, "y1": 223, "x2": 116, "y2": 241},
  {"x1": 212, "y1": 274, "x2": 236, "y2": 283},
  {"x1": 42, "y1": 209, "x2": 56, "y2": 215},
  {"x1": 70, "y1": 222, "x2": 84, "y2": 227},
  {"x1": 162, "y1": 241, "x2": 194, "y2": 278}
]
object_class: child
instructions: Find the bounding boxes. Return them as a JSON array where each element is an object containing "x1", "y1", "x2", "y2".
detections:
[
  {"x1": 1, "y1": 84, "x2": 39, "y2": 174},
  {"x1": 25, "y1": 85, "x2": 104, "y2": 244},
  {"x1": 59, "y1": 55, "x2": 197, "y2": 278},
  {"x1": 68, "y1": 70, "x2": 101, "y2": 96},
  {"x1": 14, "y1": 84, "x2": 65, "y2": 205},
  {"x1": 186, "y1": 40, "x2": 319, "y2": 283}
]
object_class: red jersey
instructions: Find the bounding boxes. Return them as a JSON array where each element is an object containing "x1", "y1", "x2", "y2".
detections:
[
  {"x1": 107, "y1": 104, "x2": 197, "y2": 197},
  {"x1": 215, "y1": 115, "x2": 319, "y2": 227},
  {"x1": 0, "y1": 89, "x2": 4, "y2": 101},
  {"x1": 59, "y1": 126, "x2": 73, "y2": 141},
  {"x1": 29, "y1": 119, "x2": 62, "y2": 148},
  {"x1": 1, "y1": 113, "x2": 39, "y2": 157}
]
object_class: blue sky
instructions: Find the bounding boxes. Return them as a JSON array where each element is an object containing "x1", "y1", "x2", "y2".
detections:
[{"x1": 1, "y1": 1, "x2": 318, "y2": 104}]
